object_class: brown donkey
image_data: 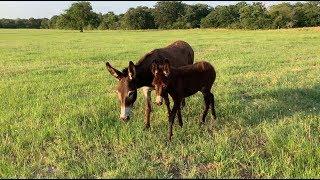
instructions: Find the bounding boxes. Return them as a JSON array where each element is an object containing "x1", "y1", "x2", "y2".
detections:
[{"x1": 151, "y1": 58, "x2": 216, "y2": 141}]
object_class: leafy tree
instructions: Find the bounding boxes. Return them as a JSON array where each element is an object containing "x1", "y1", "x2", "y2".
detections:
[
  {"x1": 172, "y1": 16, "x2": 189, "y2": 29},
  {"x1": 40, "y1": 18, "x2": 50, "y2": 29},
  {"x1": 27, "y1": 18, "x2": 42, "y2": 29},
  {"x1": 1, "y1": 19, "x2": 15, "y2": 28},
  {"x1": 269, "y1": 3, "x2": 294, "y2": 29},
  {"x1": 303, "y1": 1, "x2": 320, "y2": 27},
  {"x1": 97, "y1": 13, "x2": 107, "y2": 30},
  {"x1": 121, "y1": 6, "x2": 155, "y2": 30},
  {"x1": 55, "y1": 14, "x2": 73, "y2": 29},
  {"x1": 184, "y1": 4, "x2": 211, "y2": 28},
  {"x1": 49, "y1": 15, "x2": 59, "y2": 29},
  {"x1": 98, "y1": 12, "x2": 123, "y2": 30},
  {"x1": 63, "y1": 1, "x2": 96, "y2": 32},
  {"x1": 15, "y1": 19, "x2": 27, "y2": 28},
  {"x1": 239, "y1": 2, "x2": 271, "y2": 29},
  {"x1": 292, "y1": 2, "x2": 307, "y2": 28},
  {"x1": 201, "y1": 4, "x2": 241, "y2": 28},
  {"x1": 153, "y1": 1, "x2": 187, "y2": 29},
  {"x1": 86, "y1": 12, "x2": 101, "y2": 30}
]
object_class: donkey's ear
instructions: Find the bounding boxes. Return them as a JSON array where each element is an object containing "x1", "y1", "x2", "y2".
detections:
[
  {"x1": 128, "y1": 61, "x2": 136, "y2": 80},
  {"x1": 163, "y1": 58, "x2": 170, "y2": 77},
  {"x1": 106, "y1": 62, "x2": 123, "y2": 80}
]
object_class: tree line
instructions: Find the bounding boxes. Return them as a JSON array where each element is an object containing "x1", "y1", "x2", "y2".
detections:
[{"x1": 1, "y1": 1, "x2": 320, "y2": 31}]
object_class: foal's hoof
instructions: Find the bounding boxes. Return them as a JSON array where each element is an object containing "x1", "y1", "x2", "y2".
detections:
[
  {"x1": 143, "y1": 124, "x2": 151, "y2": 130},
  {"x1": 179, "y1": 122, "x2": 183, "y2": 127},
  {"x1": 181, "y1": 101, "x2": 186, "y2": 108}
]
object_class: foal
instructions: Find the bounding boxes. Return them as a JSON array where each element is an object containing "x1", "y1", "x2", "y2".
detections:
[{"x1": 151, "y1": 58, "x2": 216, "y2": 141}]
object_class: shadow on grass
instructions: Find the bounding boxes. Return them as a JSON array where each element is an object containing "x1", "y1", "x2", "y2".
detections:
[{"x1": 220, "y1": 84, "x2": 320, "y2": 127}]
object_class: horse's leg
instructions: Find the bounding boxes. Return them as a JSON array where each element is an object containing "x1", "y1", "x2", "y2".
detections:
[
  {"x1": 142, "y1": 86, "x2": 152, "y2": 129},
  {"x1": 168, "y1": 98, "x2": 181, "y2": 141}
]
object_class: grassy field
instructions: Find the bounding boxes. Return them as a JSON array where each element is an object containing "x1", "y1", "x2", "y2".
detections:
[{"x1": 0, "y1": 28, "x2": 320, "y2": 178}]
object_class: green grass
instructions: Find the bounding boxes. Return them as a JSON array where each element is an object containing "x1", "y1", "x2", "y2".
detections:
[{"x1": 0, "y1": 28, "x2": 320, "y2": 178}]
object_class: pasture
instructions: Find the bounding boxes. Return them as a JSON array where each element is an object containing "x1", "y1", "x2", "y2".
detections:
[{"x1": 0, "y1": 28, "x2": 319, "y2": 178}]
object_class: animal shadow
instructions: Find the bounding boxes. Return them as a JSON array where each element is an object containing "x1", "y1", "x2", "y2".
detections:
[{"x1": 219, "y1": 84, "x2": 320, "y2": 126}]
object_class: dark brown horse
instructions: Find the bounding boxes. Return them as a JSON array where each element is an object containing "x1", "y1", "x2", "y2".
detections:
[
  {"x1": 105, "y1": 40, "x2": 194, "y2": 129},
  {"x1": 151, "y1": 58, "x2": 216, "y2": 140}
]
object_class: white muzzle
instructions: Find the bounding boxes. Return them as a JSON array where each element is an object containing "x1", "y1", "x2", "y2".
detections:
[{"x1": 120, "y1": 106, "x2": 131, "y2": 120}]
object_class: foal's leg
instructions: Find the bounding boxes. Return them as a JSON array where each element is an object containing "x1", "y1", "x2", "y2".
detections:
[
  {"x1": 142, "y1": 86, "x2": 152, "y2": 129},
  {"x1": 164, "y1": 93, "x2": 182, "y2": 127},
  {"x1": 210, "y1": 92, "x2": 217, "y2": 119},
  {"x1": 181, "y1": 98, "x2": 186, "y2": 108},
  {"x1": 201, "y1": 92, "x2": 211, "y2": 124},
  {"x1": 168, "y1": 98, "x2": 181, "y2": 141},
  {"x1": 163, "y1": 93, "x2": 171, "y2": 117}
]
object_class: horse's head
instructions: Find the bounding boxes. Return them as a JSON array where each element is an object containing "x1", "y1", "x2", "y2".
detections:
[
  {"x1": 106, "y1": 61, "x2": 137, "y2": 122},
  {"x1": 151, "y1": 58, "x2": 171, "y2": 106}
]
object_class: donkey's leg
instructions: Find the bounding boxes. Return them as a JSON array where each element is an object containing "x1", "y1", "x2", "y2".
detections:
[
  {"x1": 201, "y1": 92, "x2": 211, "y2": 124},
  {"x1": 177, "y1": 108, "x2": 183, "y2": 127},
  {"x1": 210, "y1": 92, "x2": 217, "y2": 119},
  {"x1": 142, "y1": 86, "x2": 152, "y2": 129},
  {"x1": 168, "y1": 99, "x2": 181, "y2": 141}
]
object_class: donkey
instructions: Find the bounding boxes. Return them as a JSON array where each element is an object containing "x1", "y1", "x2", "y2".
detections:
[
  {"x1": 105, "y1": 40, "x2": 194, "y2": 129},
  {"x1": 151, "y1": 58, "x2": 216, "y2": 140}
]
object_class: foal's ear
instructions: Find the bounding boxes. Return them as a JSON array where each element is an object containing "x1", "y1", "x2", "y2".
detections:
[
  {"x1": 128, "y1": 61, "x2": 136, "y2": 80},
  {"x1": 163, "y1": 58, "x2": 170, "y2": 77},
  {"x1": 106, "y1": 62, "x2": 123, "y2": 81}
]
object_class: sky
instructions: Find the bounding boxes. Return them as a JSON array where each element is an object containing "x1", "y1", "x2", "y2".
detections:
[{"x1": 0, "y1": 1, "x2": 303, "y2": 19}]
